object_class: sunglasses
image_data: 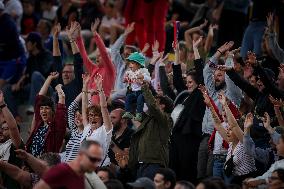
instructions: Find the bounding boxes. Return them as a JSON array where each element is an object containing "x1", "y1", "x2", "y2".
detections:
[{"x1": 85, "y1": 153, "x2": 102, "y2": 164}]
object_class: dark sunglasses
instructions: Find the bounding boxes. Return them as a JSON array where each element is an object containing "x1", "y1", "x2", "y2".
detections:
[{"x1": 85, "y1": 153, "x2": 102, "y2": 163}]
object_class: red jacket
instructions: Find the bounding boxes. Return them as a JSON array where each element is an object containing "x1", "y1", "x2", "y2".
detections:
[
  {"x1": 76, "y1": 33, "x2": 116, "y2": 104},
  {"x1": 26, "y1": 95, "x2": 67, "y2": 154}
]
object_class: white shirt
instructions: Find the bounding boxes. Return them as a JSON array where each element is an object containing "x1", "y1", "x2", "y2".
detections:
[
  {"x1": 83, "y1": 124, "x2": 112, "y2": 166},
  {"x1": 213, "y1": 122, "x2": 228, "y2": 155},
  {"x1": 227, "y1": 142, "x2": 257, "y2": 176},
  {"x1": 125, "y1": 68, "x2": 151, "y2": 91},
  {"x1": 0, "y1": 139, "x2": 12, "y2": 161}
]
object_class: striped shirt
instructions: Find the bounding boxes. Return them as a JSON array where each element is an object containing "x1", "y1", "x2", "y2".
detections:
[
  {"x1": 226, "y1": 142, "x2": 257, "y2": 176},
  {"x1": 63, "y1": 100, "x2": 82, "y2": 162}
]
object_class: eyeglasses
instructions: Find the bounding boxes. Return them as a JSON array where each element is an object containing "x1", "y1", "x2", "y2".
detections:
[{"x1": 85, "y1": 153, "x2": 102, "y2": 164}]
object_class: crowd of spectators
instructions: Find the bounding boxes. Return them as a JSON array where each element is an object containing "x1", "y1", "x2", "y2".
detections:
[{"x1": 1, "y1": 0, "x2": 284, "y2": 189}]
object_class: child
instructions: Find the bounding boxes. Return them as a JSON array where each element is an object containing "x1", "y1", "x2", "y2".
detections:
[{"x1": 122, "y1": 52, "x2": 151, "y2": 122}]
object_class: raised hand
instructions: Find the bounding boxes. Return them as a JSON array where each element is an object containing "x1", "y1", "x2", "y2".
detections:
[
  {"x1": 66, "y1": 21, "x2": 81, "y2": 40},
  {"x1": 0, "y1": 90, "x2": 4, "y2": 104},
  {"x1": 192, "y1": 36, "x2": 203, "y2": 49},
  {"x1": 217, "y1": 92, "x2": 227, "y2": 106},
  {"x1": 245, "y1": 51, "x2": 257, "y2": 66},
  {"x1": 199, "y1": 85, "x2": 211, "y2": 106},
  {"x1": 217, "y1": 41, "x2": 234, "y2": 54},
  {"x1": 199, "y1": 19, "x2": 208, "y2": 29},
  {"x1": 152, "y1": 40, "x2": 159, "y2": 52},
  {"x1": 91, "y1": 18, "x2": 100, "y2": 33},
  {"x1": 52, "y1": 23, "x2": 61, "y2": 38},
  {"x1": 141, "y1": 43, "x2": 150, "y2": 54},
  {"x1": 267, "y1": 12, "x2": 274, "y2": 32},
  {"x1": 209, "y1": 24, "x2": 218, "y2": 31},
  {"x1": 15, "y1": 149, "x2": 28, "y2": 159},
  {"x1": 269, "y1": 95, "x2": 284, "y2": 108},
  {"x1": 262, "y1": 112, "x2": 271, "y2": 130},
  {"x1": 124, "y1": 22, "x2": 135, "y2": 35},
  {"x1": 216, "y1": 65, "x2": 232, "y2": 72},
  {"x1": 82, "y1": 73, "x2": 90, "y2": 86},
  {"x1": 48, "y1": 72, "x2": 59, "y2": 80},
  {"x1": 244, "y1": 113, "x2": 253, "y2": 129},
  {"x1": 94, "y1": 74, "x2": 103, "y2": 91}
]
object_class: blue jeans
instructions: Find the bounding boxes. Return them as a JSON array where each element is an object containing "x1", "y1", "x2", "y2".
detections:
[
  {"x1": 240, "y1": 21, "x2": 266, "y2": 59},
  {"x1": 125, "y1": 90, "x2": 144, "y2": 113},
  {"x1": 3, "y1": 71, "x2": 52, "y2": 116},
  {"x1": 137, "y1": 163, "x2": 162, "y2": 180},
  {"x1": 212, "y1": 155, "x2": 226, "y2": 179}
]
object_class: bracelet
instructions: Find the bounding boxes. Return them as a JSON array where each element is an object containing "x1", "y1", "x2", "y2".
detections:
[
  {"x1": 82, "y1": 91, "x2": 89, "y2": 94},
  {"x1": 217, "y1": 49, "x2": 223, "y2": 54},
  {"x1": 0, "y1": 103, "x2": 7, "y2": 109},
  {"x1": 70, "y1": 39, "x2": 75, "y2": 43}
]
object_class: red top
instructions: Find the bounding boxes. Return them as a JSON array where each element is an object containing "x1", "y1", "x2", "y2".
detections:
[
  {"x1": 26, "y1": 95, "x2": 67, "y2": 154},
  {"x1": 42, "y1": 163, "x2": 84, "y2": 189},
  {"x1": 76, "y1": 33, "x2": 116, "y2": 104}
]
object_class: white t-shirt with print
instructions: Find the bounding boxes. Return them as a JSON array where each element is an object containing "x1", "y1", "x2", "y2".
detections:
[
  {"x1": 0, "y1": 139, "x2": 12, "y2": 161},
  {"x1": 82, "y1": 124, "x2": 112, "y2": 166}
]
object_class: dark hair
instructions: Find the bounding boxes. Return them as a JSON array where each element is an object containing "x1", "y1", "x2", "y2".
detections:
[
  {"x1": 186, "y1": 70, "x2": 201, "y2": 85},
  {"x1": 156, "y1": 95, "x2": 174, "y2": 113},
  {"x1": 273, "y1": 169, "x2": 284, "y2": 182},
  {"x1": 155, "y1": 168, "x2": 176, "y2": 189},
  {"x1": 227, "y1": 184, "x2": 241, "y2": 189},
  {"x1": 39, "y1": 152, "x2": 61, "y2": 167},
  {"x1": 105, "y1": 179, "x2": 124, "y2": 189},
  {"x1": 124, "y1": 45, "x2": 138, "y2": 53},
  {"x1": 39, "y1": 19, "x2": 52, "y2": 34},
  {"x1": 38, "y1": 95, "x2": 54, "y2": 112},
  {"x1": 175, "y1": 181, "x2": 195, "y2": 189},
  {"x1": 97, "y1": 166, "x2": 116, "y2": 179},
  {"x1": 199, "y1": 177, "x2": 227, "y2": 189}
]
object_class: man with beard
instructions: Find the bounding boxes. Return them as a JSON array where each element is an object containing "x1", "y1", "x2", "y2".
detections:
[
  {"x1": 109, "y1": 108, "x2": 134, "y2": 165},
  {"x1": 197, "y1": 41, "x2": 242, "y2": 179},
  {"x1": 34, "y1": 140, "x2": 103, "y2": 189}
]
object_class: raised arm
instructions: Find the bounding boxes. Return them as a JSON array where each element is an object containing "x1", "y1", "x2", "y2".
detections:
[
  {"x1": 204, "y1": 24, "x2": 218, "y2": 53},
  {"x1": 38, "y1": 72, "x2": 59, "y2": 96},
  {"x1": 159, "y1": 64, "x2": 176, "y2": 100},
  {"x1": 68, "y1": 93, "x2": 82, "y2": 130},
  {"x1": 142, "y1": 84, "x2": 168, "y2": 123},
  {"x1": 111, "y1": 22, "x2": 135, "y2": 61},
  {"x1": 219, "y1": 93, "x2": 244, "y2": 143},
  {"x1": 173, "y1": 43, "x2": 187, "y2": 93},
  {"x1": 184, "y1": 19, "x2": 208, "y2": 49},
  {"x1": 94, "y1": 74, "x2": 113, "y2": 132},
  {"x1": 269, "y1": 96, "x2": 284, "y2": 127},
  {"x1": 53, "y1": 23, "x2": 61, "y2": 57},
  {"x1": 55, "y1": 84, "x2": 65, "y2": 104},
  {"x1": 82, "y1": 74, "x2": 90, "y2": 126},
  {"x1": 15, "y1": 149, "x2": 49, "y2": 177},
  {"x1": 91, "y1": 19, "x2": 115, "y2": 74},
  {"x1": 0, "y1": 91, "x2": 21, "y2": 148},
  {"x1": 70, "y1": 22, "x2": 96, "y2": 72},
  {"x1": 200, "y1": 86, "x2": 228, "y2": 141},
  {"x1": 0, "y1": 161, "x2": 31, "y2": 188},
  {"x1": 203, "y1": 42, "x2": 233, "y2": 95}
]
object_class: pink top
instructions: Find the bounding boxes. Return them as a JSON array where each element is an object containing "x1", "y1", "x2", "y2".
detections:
[{"x1": 76, "y1": 33, "x2": 116, "y2": 104}]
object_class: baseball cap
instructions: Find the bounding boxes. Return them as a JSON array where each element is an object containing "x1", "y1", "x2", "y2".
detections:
[{"x1": 127, "y1": 177, "x2": 155, "y2": 189}]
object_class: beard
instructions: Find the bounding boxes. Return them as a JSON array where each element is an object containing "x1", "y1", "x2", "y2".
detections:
[
  {"x1": 113, "y1": 123, "x2": 122, "y2": 132},
  {"x1": 215, "y1": 81, "x2": 226, "y2": 91}
]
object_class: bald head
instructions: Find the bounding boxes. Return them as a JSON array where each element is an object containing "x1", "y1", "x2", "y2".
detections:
[{"x1": 110, "y1": 108, "x2": 126, "y2": 130}]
